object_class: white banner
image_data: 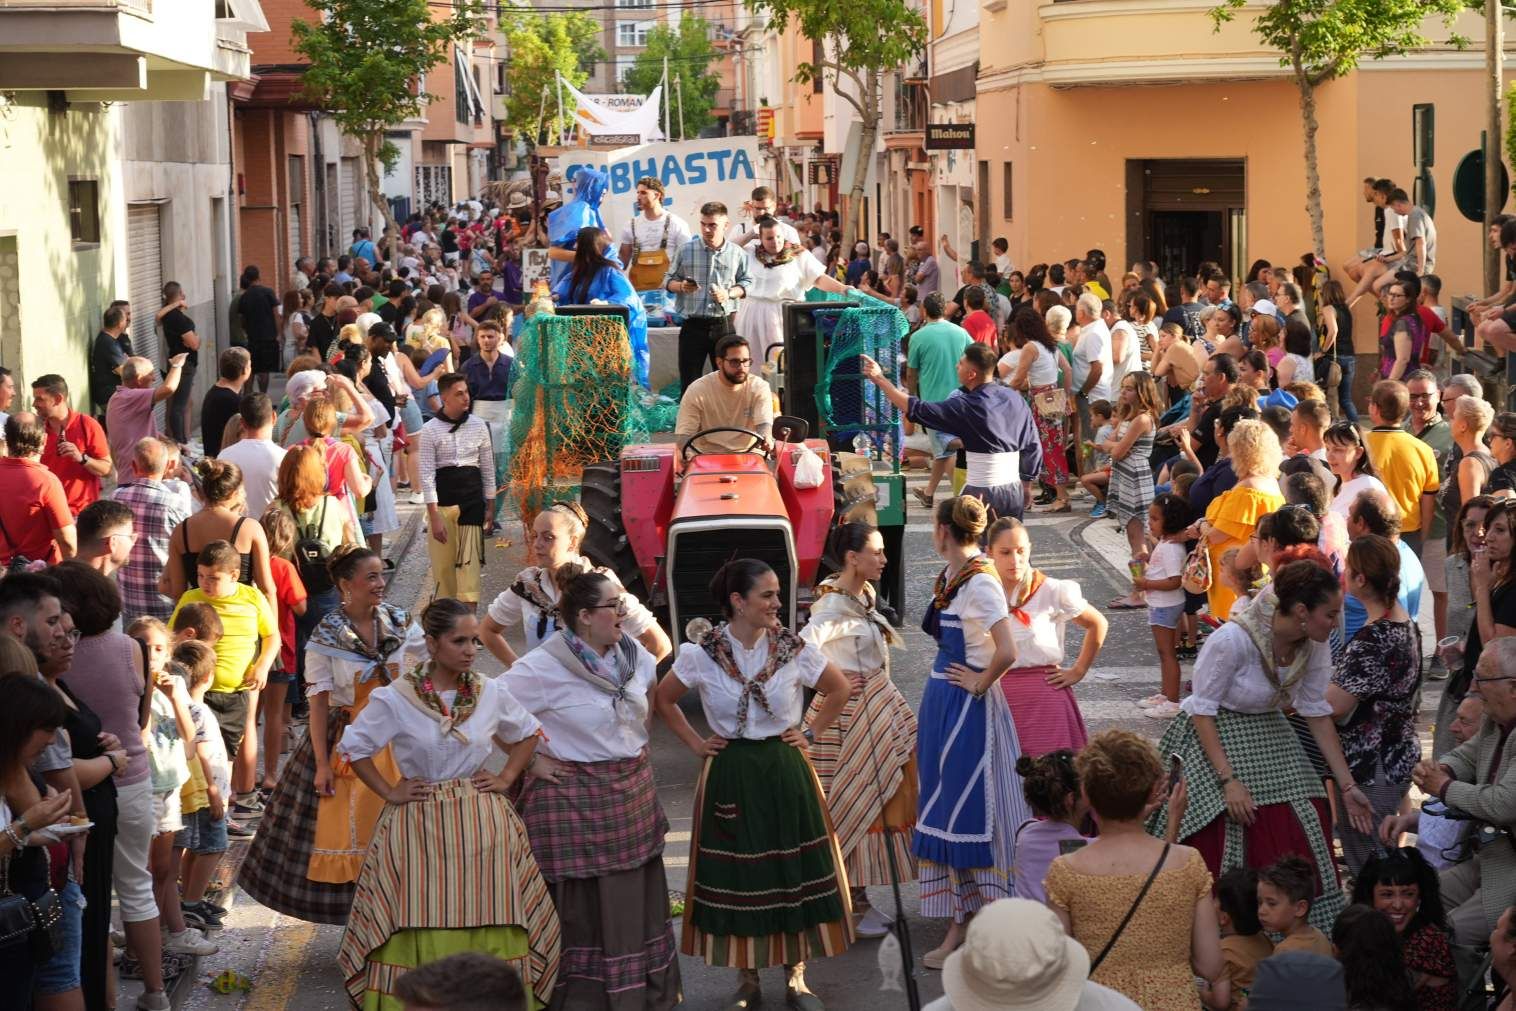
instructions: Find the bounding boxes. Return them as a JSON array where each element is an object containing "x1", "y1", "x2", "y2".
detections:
[
  {"x1": 557, "y1": 136, "x2": 769, "y2": 247},
  {"x1": 563, "y1": 78, "x2": 664, "y2": 142}
]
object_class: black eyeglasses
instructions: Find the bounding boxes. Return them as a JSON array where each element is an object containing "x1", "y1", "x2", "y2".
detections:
[{"x1": 586, "y1": 600, "x2": 629, "y2": 616}]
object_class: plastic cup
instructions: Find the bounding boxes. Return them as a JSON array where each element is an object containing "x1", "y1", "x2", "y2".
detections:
[{"x1": 1438, "y1": 634, "x2": 1465, "y2": 667}]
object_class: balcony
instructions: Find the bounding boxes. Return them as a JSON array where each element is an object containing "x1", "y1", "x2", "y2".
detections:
[
  {"x1": 0, "y1": 0, "x2": 266, "y2": 98},
  {"x1": 1034, "y1": 0, "x2": 1287, "y2": 86}
]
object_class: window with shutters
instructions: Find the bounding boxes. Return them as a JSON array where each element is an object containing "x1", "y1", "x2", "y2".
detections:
[
  {"x1": 68, "y1": 180, "x2": 100, "y2": 247},
  {"x1": 288, "y1": 156, "x2": 305, "y2": 260}
]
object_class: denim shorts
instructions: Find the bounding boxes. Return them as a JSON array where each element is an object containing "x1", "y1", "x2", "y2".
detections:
[
  {"x1": 398, "y1": 397, "x2": 424, "y2": 436},
  {"x1": 267, "y1": 666, "x2": 297, "y2": 686},
  {"x1": 1148, "y1": 602, "x2": 1184, "y2": 629},
  {"x1": 927, "y1": 428, "x2": 958, "y2": 460},
  {"x1": 35, "y1": 879, "x2": 84, "y2": 995},
  {"x1": 174, "y1": 807, "x2": 229, "y2": 856}
]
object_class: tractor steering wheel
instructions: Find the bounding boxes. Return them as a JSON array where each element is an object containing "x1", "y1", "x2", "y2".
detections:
[{"x1": 680, "y1": 427, "x2": 768, "y2": 463}]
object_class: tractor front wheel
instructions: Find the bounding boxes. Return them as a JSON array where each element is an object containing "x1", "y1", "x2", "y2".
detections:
[{"x1": 579, "y1": 461, "x2": 648, "y2": 601}]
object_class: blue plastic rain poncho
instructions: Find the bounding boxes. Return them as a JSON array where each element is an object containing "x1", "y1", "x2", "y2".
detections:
[
  {"x1": 552, "y1": 256, "x2": 650, "y2": 389},
  {"x1": 550, "y1": 167, "x2": 648, "y2": 387}
]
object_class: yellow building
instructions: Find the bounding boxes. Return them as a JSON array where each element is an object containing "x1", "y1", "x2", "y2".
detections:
[{"x1": 976, "y1": 1, "x2": 1505, "y2": 356}]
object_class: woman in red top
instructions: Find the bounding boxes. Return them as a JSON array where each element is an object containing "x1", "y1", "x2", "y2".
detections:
[{"x1": 257, "y1": 508, "x2": 307, "y2": 794}]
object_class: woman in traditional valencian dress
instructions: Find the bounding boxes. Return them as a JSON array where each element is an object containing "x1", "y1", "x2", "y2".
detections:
[
  {"x1": 914, "y1": 496, "x2": 1032, "y2": 968},
  {"x1": 338, "y1": 598, "x2": 561, "y2": 1009},
  {"x1": 800, "y1": 522, "x2": 918, "y2": 940},
  {"x1": 480, "y1": 502, "x2": 669, "y2": 666},
  {"x1": 654, "y1": 559, "x2": 853, "y2": 1011},
  {"x1": 986, "y1": 516, "x2": 1108, "y2": 757},
  {"x1": 239, "y1": 546, "x2": 405, "y2": 924},
  {"x1": 507, "y1": 562, "x2": 680, "y2": 1009}
]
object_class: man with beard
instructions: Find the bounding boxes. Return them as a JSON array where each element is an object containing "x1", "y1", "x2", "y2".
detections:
[
  {"x1": 617, "y1": 175, "x2": 691, "y2": 291},
  {"x1": 673, "y1": 334, "x2": 774, "y2": 455}
]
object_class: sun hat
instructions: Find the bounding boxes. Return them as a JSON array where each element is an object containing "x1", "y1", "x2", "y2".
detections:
[
  {"x1": 1250, "y1": 298, "x2": 1279, "y2": 317},
  {"x1": 507, "y1": 192, "x2": 529, "y2": 211},
  {"x1": 285, "y1": 370, "x2": 327, "y2": 406},
  {"x1": 940, "y1": 899, "x2": 1089, "y2": 1011}
]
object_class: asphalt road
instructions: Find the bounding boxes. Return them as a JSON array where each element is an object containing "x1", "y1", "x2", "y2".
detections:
[{"x1": 162, "y1": 476, "x2": 1445, "y2": 1010}]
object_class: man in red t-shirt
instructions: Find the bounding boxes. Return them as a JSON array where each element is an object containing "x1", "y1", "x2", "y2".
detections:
[
  {"x1": 0, "y1": 412, "x2": 76, "y2": 564},
  {"x1": 32, "y1": 374, "x2": 111, "y2": 515},
  {"x1": 961, "y1": 286, "x2": 999, "y2": 347}
]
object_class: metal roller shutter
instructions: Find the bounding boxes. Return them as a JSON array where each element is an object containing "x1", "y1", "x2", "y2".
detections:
[
  {"x1": 126, "y1": 205, "x2": 164, "y2": 373},
  {"x1": 127, "y1": 204, "x2": 166, "y2": 430},
  {"x1": 341, "y1": 156, "x2": 358, "y2": 242}
]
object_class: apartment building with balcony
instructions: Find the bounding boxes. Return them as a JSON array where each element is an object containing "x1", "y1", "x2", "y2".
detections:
[
  {"x1": 976, "y1": 0, "x2": 1504, "y2": 357},
  {"x1": 0, "y1": 0, "x2": 264, "y2": 411}
]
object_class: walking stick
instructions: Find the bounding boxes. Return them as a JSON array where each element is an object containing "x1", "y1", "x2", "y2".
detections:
[{"x1": 846, "y1": 624, "x2": 922, "y2": 1011}]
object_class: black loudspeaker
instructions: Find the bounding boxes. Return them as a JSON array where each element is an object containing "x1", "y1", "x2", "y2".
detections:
[{"x1": 780, "y1": 301, "x2": 859, "y2": 434}]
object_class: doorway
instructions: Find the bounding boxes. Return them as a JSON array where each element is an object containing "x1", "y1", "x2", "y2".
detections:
[{"x1": 1124, "y1": 159, "x2": 1245, "y2": 286}]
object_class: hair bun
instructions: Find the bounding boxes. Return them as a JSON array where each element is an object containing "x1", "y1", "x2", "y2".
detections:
[
  {"x1": 951, "y1": 496, "x2": 988, "y2": 537},
  {"x1": 550, "y1": 556, "x2": 593, "y2": 594},
  {"x1": 1014, "y1": 755, "x2": 1035, "y2": 776}
]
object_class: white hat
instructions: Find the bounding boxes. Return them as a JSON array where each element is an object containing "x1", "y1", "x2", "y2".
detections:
[
  {"x1": 507, "y1": 192, "x2": 530, "y2": 211},
  {"x1": 356, "y1": 311, "x2": 382, "y2": 337},
  {"x1": 940, "y1": 899, "x2": 1089, "y2": 1011},
  {"x1": 1250, "y1": 298, "x2": 1279, "y2": 317},
  {"x1": 285, "y1": 370, "x2": 328, "y2": 406},
  {"x1": 544, "y1": 189, "x2": 563, "y2": 206}
]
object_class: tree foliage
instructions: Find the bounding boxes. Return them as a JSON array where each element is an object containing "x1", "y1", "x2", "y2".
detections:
[
  {"x1": 292, "y1": 0, "x2": 482, "y2": 261},
  {"x1": 745, "y1": 0, "x2": 927, "y2": 250},
  {"x1": 623, "y1": 17, "x2": 722, "y2": 139},
  {"x1": 500, "y1": 9, "x2": 604, "y2": 145},
  {"x1": 1210, "y1": 0, "x2": 1465, "y2": 259}
]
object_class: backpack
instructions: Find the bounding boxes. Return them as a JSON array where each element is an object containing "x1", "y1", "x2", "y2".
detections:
[
  {"x1": 227, "y1": 292, "x2": 247, "y2": 348},
  {"x1": 293, "y1": 498, "x2": 333, "y2": 595}
]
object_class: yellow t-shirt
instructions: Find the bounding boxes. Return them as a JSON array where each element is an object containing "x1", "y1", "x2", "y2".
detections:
[
  {"x1": 170, "y1": 584, "x2": 278, "y2": 694},
  {"x1": 180, "y1": 755, "x2": 208, "y2": 815},
  {"x1": 1364, "y1": 428, "x2": 1440, "y2": 533}
]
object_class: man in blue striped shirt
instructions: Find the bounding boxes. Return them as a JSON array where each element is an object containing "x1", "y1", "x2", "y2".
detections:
[{"x1": 665, "y1": 201, "x2": 753, "y2": 395}]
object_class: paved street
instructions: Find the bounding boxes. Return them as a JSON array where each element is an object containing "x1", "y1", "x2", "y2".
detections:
[{"x1": 159, "y1": 473, "x2": 1445, "y2": 1011}]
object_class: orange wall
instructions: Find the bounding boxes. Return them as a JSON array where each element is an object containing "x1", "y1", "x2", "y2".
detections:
[{"x1": 977, "y1": 70, "x2": 1491, "y2": 353}]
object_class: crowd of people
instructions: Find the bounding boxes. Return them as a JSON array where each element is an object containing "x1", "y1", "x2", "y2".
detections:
[{"x1": 10, "y1": 163, "x2": 1516, "y2": 1011}]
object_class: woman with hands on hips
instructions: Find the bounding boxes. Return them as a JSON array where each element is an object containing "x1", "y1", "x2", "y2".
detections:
[
  {"x1": 1147, "y1": 560, "x2": 1373, "y2": 932},
  {"x1": 336, "y1": 598, "x2": 561, "y2": 1010},
  {"x1": 507, "y1": 560, "x2": 679, "y2": 1009},
  {"x1": 654, "y1": 559, "x2": 852, "y2": 1011},
  {"x1": 986, "y1": 516, "x2": 1107, "y2": 757},
  {"x1": 912, "y1": 497, "x2": 1034, "y2": 969},
  {"x1": 239, "y1": 546, "x2": 409, "y2": 924}
]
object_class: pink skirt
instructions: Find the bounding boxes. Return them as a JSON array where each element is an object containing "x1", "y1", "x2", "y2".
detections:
[{"x1": 998, "y1": 665, "x2": 1088, "y2": 757}]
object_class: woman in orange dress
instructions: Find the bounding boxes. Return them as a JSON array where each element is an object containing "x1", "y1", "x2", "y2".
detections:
[
  {"x1": 1199, "y1": 419, "x2": 1285, "y2": 620},
  {"x1": 1045, "y1": 730, "x2": 1227, "y2": 1010}
]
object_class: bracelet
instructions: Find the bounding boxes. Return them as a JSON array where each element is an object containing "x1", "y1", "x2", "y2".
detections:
[
  {"x1": 1218, "y1": 774, "x2": 1234, "y2": 787},
  {"x1": 3, "y1": 823, "x2": 25, "y2": 849},
  {"x1": 14, "y1": 816, "x2": 29, "y2": 835}
]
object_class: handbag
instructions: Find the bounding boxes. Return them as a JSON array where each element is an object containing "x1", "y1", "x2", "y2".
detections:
[
  {"x1": 1180, "y1": 541, "x2": 1212, "y2": 595},
  {"x1": 0, "y1": 847, "x2": 60, "y2": 959},
  {"x1": 1033, "y1": 387, "x2": 1068, "y2": 419},
  {"x1": 1089, "y1": 843, "x2": 1169, "y2": 975}
]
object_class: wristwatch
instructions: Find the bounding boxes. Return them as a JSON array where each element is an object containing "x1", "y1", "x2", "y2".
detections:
[{"x1": 801, "y1": 727, "x2": 815, "y2": 745}]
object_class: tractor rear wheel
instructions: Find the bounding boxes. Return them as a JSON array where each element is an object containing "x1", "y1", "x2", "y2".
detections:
[{"x1": 579, "y1": 461, "x2": 647, "y2": 601}]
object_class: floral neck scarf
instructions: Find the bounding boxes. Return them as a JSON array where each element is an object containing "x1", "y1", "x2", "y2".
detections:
[
  {"x1": 698, "y1": 623, "x2": 804, "y2": 736},
  {"x1": 307, "y1": 603, "x2": 409, "y2": 685},
  {"x1": 921, "y1": 554, "x2": 996, "y2": 639},
  {"x1": 554, "y1": 630, "x2": 640, "y2": 715},
  {"x1": 755, "y1": 242, "x2": 803, "y2": 269},
  {"x1": 510, "y1": 568, "x2": 559, "y2": 639},
  {"x1": 402, "y1": 661, "x2": 481, "y2": 742}
]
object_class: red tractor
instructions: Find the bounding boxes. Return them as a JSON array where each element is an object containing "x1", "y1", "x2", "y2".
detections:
[{"x1": 579, "y1": 422, "x2": 842, "y2": 657}]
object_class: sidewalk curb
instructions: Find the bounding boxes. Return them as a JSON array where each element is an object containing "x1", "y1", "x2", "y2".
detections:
[{"x1": 1073, "y1": 514, "x2": 1135, "y2": 585}]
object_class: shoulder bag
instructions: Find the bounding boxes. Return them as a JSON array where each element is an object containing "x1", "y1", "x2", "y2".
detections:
[
  {"x1": 1088, "y1": 843, "x2": 1169, "y2": 975},
  {"x1": 1180, "y1": 542, "x2": 1212, "y2": 595}
]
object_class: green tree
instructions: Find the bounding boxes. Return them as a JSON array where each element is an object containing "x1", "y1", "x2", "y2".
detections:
[
  {"x1": 293, "y1": 0, "x2": 483, "y2": 265},
  {"x1": 1210, "y1": 0, "x2": 1464, "y2": 260},
  {"x1": 500, "y1": 10, "x2": 604, "y2": 146},
  {"x1": 623, "y1": 17, "x2": 722, "y2": 139},
  {"x1": 745, "y1": 0, "x2": 927, "y2": 252}
]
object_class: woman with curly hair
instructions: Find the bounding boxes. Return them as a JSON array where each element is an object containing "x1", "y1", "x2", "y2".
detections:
[
  {"x1": 1195, "y1": 419, "x2": 1285, "y2": 620},
  {"x1": 1352, "y1": 849, "x2": 1455, "y2": 1011}
]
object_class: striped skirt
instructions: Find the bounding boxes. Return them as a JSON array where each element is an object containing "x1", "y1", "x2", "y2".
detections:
[
  {"x1": 999, "y1": 665, "x2": 1088, "y2": 758},
  {"x1": 804, "y1": 669, "x2": 919, "y2": 888},
  {"x1": 681, "y1": 737, "x2": 853, "y2": 969},
  {"x1": 339, "y1": 778, "x2": 561, "y2": 1008},
  {"x1": 913, "y1": 674, "x2": 1031, "y2": 921}
]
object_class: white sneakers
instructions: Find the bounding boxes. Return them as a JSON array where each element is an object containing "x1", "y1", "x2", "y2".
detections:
[
  {"x1": 163, "y1": 927, "x2": 219, "y2": 956},
  {"x1": 1137, "y1": 694, "x2": 1183, "y2": 719}
]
